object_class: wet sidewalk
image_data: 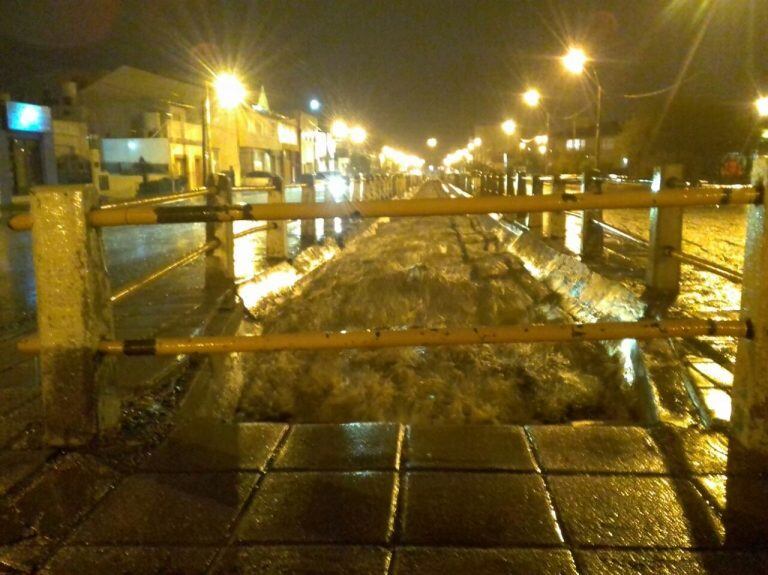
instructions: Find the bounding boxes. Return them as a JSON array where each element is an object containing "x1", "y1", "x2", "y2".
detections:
[{"x1": 1, "y1": 420, "x2": 766, "y2": 574}]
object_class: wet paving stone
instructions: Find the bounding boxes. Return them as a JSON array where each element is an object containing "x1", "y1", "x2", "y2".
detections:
[
  {"x1": 274, "y1": 423, "x2": 401, "y2": 470},
  {"x1": 650, "y1": 426, "x2": 729, "y2": 475},
  {"x1": 144, "y1": 422, "x2": 286, "y2": 472},
  {"x1": 0, "y1": 450, "x2": 50, "y2": 497},
  {"x1": 695, "y1": 475, "x2": 768, "y2": 548},
  {"x1": 400, "y1": 472, "x2": 561, "y2": 545},
  {"x1": 42, "y1": 546, "x2": 217, "y2": 575},
  {"x1": 237, "y1": 472, "x2": 397, "y2": 544},
  {"x1": 7, "y1": 453, "x2": 119, "y2": 543},
  {"x1": 74, "y1": 472, "x2": 258, "y2": 544},
  {"x1": 212, "y1": 545, "x2": 391, "y2": 574},
  {"x1": 405, "y1": 425, "x2": 536, "y2": 470},
  {"x1": 529, "y1": 425, "x2": 668, "y2": 473},
  {"x1": 0, "y1": 400, "x2": 41, "y2": 448},
  {"x1": 393, "y1": 547, "x2": 578, "y2": 574},
  {"x1": 549, "y1": 475, "x2": 723, "y2": 548},
  {"x1": 576, "y1": 549, "x2": 768, "y2": 574}
]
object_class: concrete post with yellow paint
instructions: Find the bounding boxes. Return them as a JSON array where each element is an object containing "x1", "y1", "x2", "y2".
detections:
[
  {"x1": 30, "y1": 184, "x2": 115, "y2": 446},
  {"x1": 528, "y1": 175, "x2": 544, "y2": 235},
  {"x1": 547, "y1": 175, "x2": 566, "y2": 245},
  {"x1": 731, "y1": 155, "x2": 768, "y2": 470},
  {"x1": 580, "y1": 170, "x2": 604, "y2": 260},
  {"x1": 266, "y1": 177, "x2": 288, "y2": 259},
  {"x1": 205, "y1": 174, "x2": 236, "y2": 285}
]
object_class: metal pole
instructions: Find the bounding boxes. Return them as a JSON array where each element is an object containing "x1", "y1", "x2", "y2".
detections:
[
  {"x1": 202, "y1": 85, "x2": 212, "y2": 186},
  {"x1": 595, "y1": 83, "x2": 602, "y2": 169},
  {"x1": 8, "y1": 187, "x2": 762, "y2": 230},
  {"x1": 17, "y1": 319, "x2": 749, "y2": 356}
]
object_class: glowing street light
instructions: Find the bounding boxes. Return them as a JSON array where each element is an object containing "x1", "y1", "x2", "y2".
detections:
[
  {"x1": 522, "y1": 88, "x2": 542, "y2": 108},
  {"x1": 309, "y1": 98, "x2": 321, "y2": 112},
  {"x1": 472, "y1": 137, "x2": 482, "y2": 147},
  {"x1": 213, "y1": 72, "x2": 247, "y2": 110},
  {"x1": 757, "y1": 96, "x2": 768, "y2": 118},
  {"x1": 350, "y1": 126, "x2": 367, "y2": 144},
  {"x1": 426, "y1": 137, "x2": 438, "y2": 148},
  {"x1": 331, "y1": 119, "x2": 350, "y2": 140},
  {"x1": 501, "y1": 119, "x2": 517, "y2": 136},
  {"x1": 562, "y1": 48, "x2": 588, "y2": 75}
]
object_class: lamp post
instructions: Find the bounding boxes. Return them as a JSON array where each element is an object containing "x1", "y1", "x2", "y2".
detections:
[
  {"x1": 562, "y1": 48, "x2": 603, "y2": 169},
  {"x1": 501, "y1": 119, "x2": 517, "y2": 194},
  {"x1": 202, "y1": 72, "x2": 247, "y2": 185},
  {"x1": 523, "y1": 88, "x2": 551, "y2": 172}
]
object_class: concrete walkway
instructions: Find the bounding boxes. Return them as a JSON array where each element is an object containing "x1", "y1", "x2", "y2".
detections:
[{"x1": 0, "y1": 419, "x2": 766, "y2": 574}]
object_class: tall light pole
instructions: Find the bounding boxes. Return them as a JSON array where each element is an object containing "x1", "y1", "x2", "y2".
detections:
[
  {"x1": 522, "y1": 88, "x2": 551, "y2": 171},
  {"x1": 501, "y1": 119, "x2": 517, "y2": 193},
  {"x1": 562, "y1": 47, "x2": 603, "y2": 169},
  {"x1": 203, "y1": 72, "x2": 247, "y2": 185}
]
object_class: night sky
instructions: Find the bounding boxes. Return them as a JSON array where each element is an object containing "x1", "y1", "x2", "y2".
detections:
[{"x1": 0, "y1": 0, "x2": 766, "y2": 153}]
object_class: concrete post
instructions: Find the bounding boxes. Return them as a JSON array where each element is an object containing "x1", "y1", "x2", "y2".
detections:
[
  {"x1": 547, "y1": 175, "x2": 567, "y2": 245},
  {"x1": 300, "y1": 178, "x2": 316, "y2": 249},
  {"x1": 730, "y1": 156, "x2": 768, "y2": 471},
  {"x1": 515, "y1": 172, "x2": 527, "y2": 224},
  {"x1": 580, "y1": 170, "x2": 604, "y2": 260},
  {"x1": 205, "y1": 174, "x2": 235, "y2": 286},
  {"x1": 266, "y1": 178, "x2": 288, "y2": 259},
  {"x1": 30, "y1": 185, "x2": 115, "y2": 446},
  {"x1": 323, "y1": 179, "x2": 335, "y2": 241},
  {"x1": 528, "y1": 175, "x2": 544, "y2": 235},
  {"x1": 645, "y1": 165, "x2": 684, "y2": 305}
]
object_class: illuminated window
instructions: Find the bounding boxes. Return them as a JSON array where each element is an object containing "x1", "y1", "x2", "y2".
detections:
[{"x1": 566, "y1": 138, "x2": 586, "y2": 151}]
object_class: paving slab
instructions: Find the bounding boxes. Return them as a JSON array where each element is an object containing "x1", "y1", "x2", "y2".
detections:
[
  {"x1": 74, "y1": 472, "x2": 257, "y2": 544},
  {"x1": 144, "y1": 421, "x2": 286, "y2": 472},
  {"x1": 0, "y1": 450, "x2": 50, "y2": 497},
  {"x1": 549, "y1": 475, "x2": 723, "y2": 548},
  {"x1": 42, "y1": 546, "x2": 217, "y2": 575},
  {"x1": 0, "y1": 400, "x2": 41, "y2": 448},
  {"x1": 529, "y1": 425, "x2": 668, "y2": 473},
  {"x1": 211, "y1": 545, "x2": 391, "y2": 574},
  {"x1": 696, "y1": 475, "x2": 768, "y2": 548},
  {"x1": 400, "y1": 472, "x2": 561, "y2": 545},
  {"x1": 393, "y1": 547, "x2": 578, "y2": 574},
  {"x1": 650, "y1": 426, "x2": 729, "y2": 475},
  {"x1": 7, "y1": 453, "x2": 119, "y2": 543},
  {"x1": 273, "y1": 423, "x2": 401, "y2": 471},
  {"x1": 237, "y1": 471, "x2": 397, "y2": 544},
  {"x1": 405, "y1": 425, "x2": 536, "y2": 470},
  {"x1": 577, "y1": 549, "x2": 768, "y2": 575}
]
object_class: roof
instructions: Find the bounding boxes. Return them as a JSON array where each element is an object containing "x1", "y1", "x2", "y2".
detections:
[{"x1": 79, "y1": 66, "x2": 204, "y2": 107}]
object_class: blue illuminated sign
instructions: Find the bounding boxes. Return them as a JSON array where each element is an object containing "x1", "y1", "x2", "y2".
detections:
[{"x1": 6, "y1": 101, "x2": 52, "y2": 133}]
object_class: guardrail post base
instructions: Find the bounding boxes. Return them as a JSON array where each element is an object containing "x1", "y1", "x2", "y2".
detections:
[
  {"x1": 205, "y1": 174, "x2": 235, "y2": 288},
  {"x1": 266, "y1": 178, "x2": 288, "y2": 259},
  {"x1": 645, "y1": 165, "x2": 683, "y2": 307},
  {"x1": 31, "y1": 185, "x2": 115, "y2": 446},
  {"x1": 731, "y1": 156, "x2": 768, "y2": 472},
  {"x1": 547, "y1": 175, "x2": 566, "y2": 245},
  {"x1": 528, "y1": 175, "x2": 544, "y2": 235},
  {"x1": 580, "y1": 169, "x2": 604, "y2": 260}
]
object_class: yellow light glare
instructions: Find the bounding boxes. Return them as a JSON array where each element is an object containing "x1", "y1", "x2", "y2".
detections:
[
  {"x1": 350, "y1": 126, "x2": 367, "y2": 144},
  {"x1": 468, "y1": 142, "x2": 475, "y2": 151},
  {"x1": 523, "y1": 88, "x2": 542, "y2": 108},
  {"x1": 562, "y1": 48, "x2": 588, "y2": 75},
  {"x1": 426, "y1": 137, "x2": 437, "y2": 148},
  {"x1": 519, "y1": 141, "x2": 527, "y2": 150},
  {"x1": 757, "y1": 96, "x2": 768, "y2": 118},
  {"x1": 213, "y1": 73, "x2": 247, "y2": 110},
  {"x1": 534, "y1": 134, "x2": 549, "y2": 145},
  {"x1": 331, "y1": 119, "x2": 350, "y2": 140},
  {"x1": 501, "y1": 119, "x2": 517, "y2": 135},
  {"x1": 473, "y1": 137, "x2": 482, "y2": 146},
  {"x1": 537, "y1": 144, "x2": 548, "y2": 155}
]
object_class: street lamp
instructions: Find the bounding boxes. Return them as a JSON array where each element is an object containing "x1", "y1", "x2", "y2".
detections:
[
  {"x1": 522, "y1": 88, "x2": 551, "y2": 161},
  {"x1": 473, "y1": 137, "x2": 482, "y2": 147},
  {"x1": 757, "y1": 96, "x2": 768, "y2": 118},
  {"x1": 203, "y1": 72, "x2": 247, "y2": 184},
  {"x1": 426, "y1": 137, "x2": 437, "y2": 148},
  {"x1": 331, "y1": 119, "x2": 350, "y2": 140},
  {"x1": 562, "y1": 47, "x2": 602, "y2": 169},
  {"x1": 309, "y1": 98, "x2": 321, "y2": 112},
  {"x1": 501, "y1": 119, "x2": 517, "y2": 136},
  {"x1": 349, "y1": 126, "x2": 367, "y2": 145}
]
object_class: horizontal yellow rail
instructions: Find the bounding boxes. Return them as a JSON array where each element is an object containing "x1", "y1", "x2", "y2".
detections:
[
  {"x1": 100, "y1": 189, "x2": 212, "y2": 210},
  {"x1": 17, "y1": 319, "x2": 749, "y2": 356},
  {"x1": 8, "y1": 188, "x2": 761, "y2": 231}
]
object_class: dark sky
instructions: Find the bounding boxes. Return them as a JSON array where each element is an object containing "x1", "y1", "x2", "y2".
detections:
[{"x1": 0, "y1": 0, "x2": 766, "y2": 153}]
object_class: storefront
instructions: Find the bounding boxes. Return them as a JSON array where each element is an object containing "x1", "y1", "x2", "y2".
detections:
[{"x1": 0, "y1": 101, "x2": 57, "y2": 205}]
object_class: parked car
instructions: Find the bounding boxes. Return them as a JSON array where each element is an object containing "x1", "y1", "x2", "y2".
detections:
[{"x1": 241, "y1": 171, "x2": 281, "y2": 189}]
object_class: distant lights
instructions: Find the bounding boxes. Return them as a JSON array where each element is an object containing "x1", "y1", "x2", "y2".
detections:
[
  {"x1": 501, "y1": 119, "x2": 517, "y2": 136},
  {"x1": 309, "y1": 98, "x2": 321, "y2": 112},
  {"x1": 757, "y1": 96, "x2": 768, "y2": 118},
  {"x1": 330, "y1": 119, "x2": 350, "y2": 140},
  {"x1": 426, "y1": 137, "x2": 438, "y2": 148},
  {"x1": 349, "y1": 126, "x2": 367, "y2": 144},
  {"x1": 380, "y1": 145, "x2": 424, "y2": 171},
  {"x1": 213, "y1": 72, "x2": 247, "y2": 110},
  {"x1": 562, "y1": 47, "x2": 588, "y2": 75},
  {"x1": 523, "y1": 88, "x2": 542, "y2": 108},
  {"x1": 472, "y1": 137, "x2": 482, "y2": 147}
]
